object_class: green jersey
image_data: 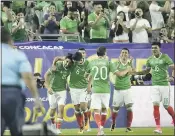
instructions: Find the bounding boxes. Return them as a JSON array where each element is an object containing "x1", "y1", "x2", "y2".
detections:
[
  {"x1": 112, "y1": 60, "x2": 132, "y2": 90},
  {"x1": 69, "y1": 59, "x2": 89, "y2": 89},
  {"x1": 60, "y1": 16, "x2": 79, "y2": 41},
  {"x1": 88, "y1": 12, "x2": 108, "y2": 39},
  {"x1": 87, "y1": 58, "x2": 112, "y2": 93},
  {"x1": 48, "y1": 61, "x2": 71, "y2": 92},
  {"x1": 146, "y1": 53, "x2": 173, "y2": 86}
]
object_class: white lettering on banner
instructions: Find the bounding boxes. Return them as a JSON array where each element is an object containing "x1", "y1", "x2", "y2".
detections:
[
  {"x1": 132, "y1": 86, "x2": 174, "y2": 127},
  {"x1": 26, "y1": 97, "x2": 48, "y2": 102},
  {"x1": 18, "y1": 46, "x2": 64, "y2": 50}
]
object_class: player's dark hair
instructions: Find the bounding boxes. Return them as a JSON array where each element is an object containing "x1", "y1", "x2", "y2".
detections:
[
  {"x1": 93, "y1": 1, "x2": 102, "y2": 6},
  {"x1": 151, "y1": 42, "x2": 161, "y2": 48},
  {"x1": 97, "y1": 46, "x2": 106, "y2": 56},
  {"x1": 121, "y1": 48, "x2": 130, "y2": 53},
  {"x1": 34, "y1": 73, "x2": 41, "y2": 77},
  {"x1": 72, "y1": 52, "x2": 83, "y2": 61},
  {"x1": 78, "y1": 48, "x2": 86, "y2": 51},
  {"x1": 1, "y1": 27, "x2": 12, "y2": 44},
  {"x1": 65, "y1": 53, "x2": 73, "y2": 62}
]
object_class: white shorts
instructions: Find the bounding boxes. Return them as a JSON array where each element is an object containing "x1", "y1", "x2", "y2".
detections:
[
  {"x1": 151, "y1": 86, "x2": 171, "y2": 106},
  {"x1": 90, "y1": 93, "x2": 110, "y2": 110},
  {"x1": 48, "y1": 91, "x2": 66, "y2": 109},
  {"x1": 113, "y1": 88, "x2": 133, "y2": 107},
  {"x1": 70, "y1": 88, "x2": 89, "y2": 105}
]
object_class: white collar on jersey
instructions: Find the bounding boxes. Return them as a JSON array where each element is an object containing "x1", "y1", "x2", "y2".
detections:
[{"x1": 153, "y1": 52, "x2": 162, "y2": 59}]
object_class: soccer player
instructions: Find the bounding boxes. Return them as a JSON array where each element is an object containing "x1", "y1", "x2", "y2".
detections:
[
  {"x1": 86, "y1": 46, "x2": 112, "y2": 136},
  {"x1": 135, "y1": 42, "x2": 175, "y2": 134},
  {"x1": 69, "y1": 51, "x2": 90, "y2": 133},
  {"x1": 44, "y1": 53, "x2": 73, "y2": 134},
  {"x1": 110, "y1": 48, "x2": 135, "y2": 132}
]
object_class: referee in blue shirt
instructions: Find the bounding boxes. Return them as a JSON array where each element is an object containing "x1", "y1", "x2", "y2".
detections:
[{"x1": 1, "y1": 27, "x2": 43, "y2": 136}]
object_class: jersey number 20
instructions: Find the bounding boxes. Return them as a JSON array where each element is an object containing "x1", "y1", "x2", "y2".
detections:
[{"x1": 92, "y1": 66, "x2": 108, "y2": 80}]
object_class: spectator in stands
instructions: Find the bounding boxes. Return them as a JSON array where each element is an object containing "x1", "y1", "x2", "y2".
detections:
[
  {"x1": 88, "y1": 2, "x2": 110, "y2": 43},
  {"x1": 149, "y1": 1, "x2": 171, "y2": 41},
  {"x1": 159, "y1": 27, "x2": 174, "y2": 43},
  {"x1": 1, "y1": 2, "x2": 13, "y2": 32},
  {"x1": 43, "y1": 3, "x2": 60, "y2": 35},
  {"x1": 60, "y1": 7, "x2": 80, "y2": 42},
  {"x1": 116, "y1": 1, "x2": 137, "y2": 22},
  {"x1": 110, "y1": 11, "x2": 129, "y2": 43},
  {"x1": 130, "y1": 8, "x2": 151, "y2": 43},
  {"x1": 167, "y1": 9, "x2": 175, "y2": 40},
  {"x1": 11, "y1": 9, "x2": 28, "y2": 42}
]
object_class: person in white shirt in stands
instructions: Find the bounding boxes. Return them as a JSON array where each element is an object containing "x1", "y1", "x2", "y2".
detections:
[
  {"x1": 149, "y1": 1, "x2": 171, "y2": 41},
  {"x1": 116, "y1": 1, "x2": 137, "y2": 22},
  {"x1": 130, "y1": 8, "x2": 152, "y2": 43}
]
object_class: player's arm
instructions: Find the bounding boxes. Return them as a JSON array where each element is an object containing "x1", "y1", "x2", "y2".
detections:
[
  {"x1": 44, "y1": 68, "x2": 52, "y2": 89},
  {"x1": 86, "y1": 74, "x2": 93, "y2": 93},
  {"x1": 169, "y1": 64, "x2": 175, "y2": 78},
  {"x1": 52, "y1": 56, "x2": 64, "y2": 66}
]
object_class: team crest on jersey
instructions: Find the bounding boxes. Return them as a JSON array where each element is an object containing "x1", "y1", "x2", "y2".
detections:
[{"x1": 159, "y1": 59, "x2": 164, "y2": 64}]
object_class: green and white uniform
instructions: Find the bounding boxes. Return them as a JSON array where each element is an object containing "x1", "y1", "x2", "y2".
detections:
[
  {"x1": 47, "y1": 61, "x2": 71, "y2": 109},
  {"x1": 69, "y1": 59, "x2": 89, "y2": 105},
  {"x1": 146, "y1": 53, "x2": 173, "y2": 105},
  {"x1": 112, "y1": 60, "x2": 133, "y2": 107},
  {"x1": 87, "y1": 58, "x2": 112, "y2": 110}
]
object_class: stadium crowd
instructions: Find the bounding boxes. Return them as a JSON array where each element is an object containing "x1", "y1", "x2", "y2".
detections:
[{"x1": 1, "y1": 1, "x2": 175, "y2": 43}]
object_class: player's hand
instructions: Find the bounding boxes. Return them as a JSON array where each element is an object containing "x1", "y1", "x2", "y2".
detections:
[
  {"x1": 48, "y1": 88, "x2": 54, "y2": 95},
  {"x1": 168, "y1": 77, "x2": 174, "y2": 82}
]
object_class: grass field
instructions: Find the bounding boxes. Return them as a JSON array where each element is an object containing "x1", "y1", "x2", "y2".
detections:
[{"x1": 4, "y1": 127, "x2": 174, "y2": 135}]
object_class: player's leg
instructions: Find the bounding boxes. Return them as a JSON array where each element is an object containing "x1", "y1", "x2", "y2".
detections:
[
  {"x1": 151, "y1": 86, "x2": 162, "y2": 133},
  {"x1": 91, "y1": 93, "x2": 102, "y2": 129},
  {"x1": 124, "y1": 89, "x2": 134, "y2": 132},
  {"x1": 80, "y1": 90, "x2": 89, "y2": 131},
  {"x1": 111, "y1": 90, "x2": 123, "y2": 131},
  {"x1": 98, "y1": 93, "x2": 110, "y2": 136},
  {"x1": 70, "y1": 89, "x2": 84, "y2": 133},
  {"x1": 86, "y1": 99, "x2": 92, "y2": 132},
  {"x1": 48, "y1": 93, "x2": 57, "y2": 128},
  {"x1": 55, "y1": 91, "x2": 67, "y2": 134},
  {"x1": 161, "y1": 86, "x2": 175, "y2": 126}
]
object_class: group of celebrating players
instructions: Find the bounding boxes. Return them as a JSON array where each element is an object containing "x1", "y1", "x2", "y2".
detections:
[{"x1": 44, "y1": 42, "x2": 175, "y2": 136}]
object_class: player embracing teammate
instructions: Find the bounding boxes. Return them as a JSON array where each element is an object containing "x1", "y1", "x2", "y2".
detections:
[
  {"x1": 69, "y1": 48, "x2": 91, "y2": 134},
  {"x1": 134, "y1": 42, "x2": 175, "y2": 134}
]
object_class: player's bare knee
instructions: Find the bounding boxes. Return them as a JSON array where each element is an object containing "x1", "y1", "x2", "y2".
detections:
[
  {"x1": 163, "y1": 104, "x2": 169, "y2": 109},
  {"x1": 74, "y1": 104, "x2": 80, "y2": 111},
  {"x1": 113, "y1": 107, "x2": 120, "y2": 111},
  {"x1": 101, "y1": 108, "x2": 107, "y2": 113},
  {"x1": 153, "y1": 102, "x2": 160, "y2": 106},
  {"x1": 50, "y1": 108, "x2": 56, "y2": 116},
  {"x1": 80, "y1": 102, "x2": 88, "y2": 111},
  {"x1": 126, "y1": 103, "x2": 133, "y2": 111}
]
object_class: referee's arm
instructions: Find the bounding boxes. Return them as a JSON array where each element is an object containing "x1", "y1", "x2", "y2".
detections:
[{"x1": 18, "y1": 52, "x2": 40, "y2": 99}]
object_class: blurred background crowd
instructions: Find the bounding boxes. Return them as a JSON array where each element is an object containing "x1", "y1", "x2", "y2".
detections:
[{"x1": 1, "y1": 1, "x2": 175, "y2": 43}]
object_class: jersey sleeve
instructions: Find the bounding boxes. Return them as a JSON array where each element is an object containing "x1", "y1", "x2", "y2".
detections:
[
  {"x1": 60, "y1": 18, "x2": 67, "y2": 30},
  {"x1": 146, "y1": 58, "x2": 151, "y2": 68},
  {"x1": 88, "y1": 14, "x2": 94, "y2": 23},
  {"x1": 164, "y1": 54, "x2": 174, "y2": 66},
  {"x1": 85, "y1": 62, "x2": 92, "y2": 74}
]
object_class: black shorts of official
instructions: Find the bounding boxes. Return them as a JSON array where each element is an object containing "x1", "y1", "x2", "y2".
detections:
[{"x1": 1, "y1": 85, "x2": 26, "y2": 136}]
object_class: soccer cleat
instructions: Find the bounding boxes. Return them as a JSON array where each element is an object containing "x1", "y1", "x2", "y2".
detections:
[
  {"x1": 110, "y1": 123, "x2": 115, "y2": 131},
  {"x1": 154, "y1": 129, "x2": 162, "y2": 134},
  {"x1": 126, "y1": 127, "x2": 133, "y2": 132},
  {"x1": 86, "y1": 127, "x2": 91, "y2": 132},
  {"x1": 78, "y1": 128, "x2": 84, "y2": 134},
  {"x1": 51, "y1": 123, "x2": 56, "y2": 130},
  {"x1": 56, "y1": 129, "x2": 62, "y2": 135},
  {"x1": 97, "y1": 126, "x2": 105, "y2": 136}
]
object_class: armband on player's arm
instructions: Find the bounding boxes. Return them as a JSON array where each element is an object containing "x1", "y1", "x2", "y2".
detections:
[{"x1": 136, "y1": 67, "x2": 151, "y2": 75}]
